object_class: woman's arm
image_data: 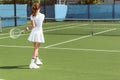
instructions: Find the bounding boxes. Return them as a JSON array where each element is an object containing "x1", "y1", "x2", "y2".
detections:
[
  {"x1": 25, "y1": 20, "x2": 35, "y2": 31},
  {"x1": 30, "y1": 20, "x2": 35, "y2": 29}
]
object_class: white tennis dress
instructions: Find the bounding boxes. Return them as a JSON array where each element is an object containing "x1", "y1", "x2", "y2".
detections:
[{"x1": 28, "y1": 12, "x2": 45, "y2": 43}]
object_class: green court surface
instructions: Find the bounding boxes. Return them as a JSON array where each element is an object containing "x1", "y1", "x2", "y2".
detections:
[{"x1": 0, "y1": 21, "x2": 120, "y2": 80}]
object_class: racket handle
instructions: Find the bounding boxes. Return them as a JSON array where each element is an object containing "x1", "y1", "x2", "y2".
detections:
[
  {"x1": 24, "y1": 27, "x2": 29, "y2": 31},
  {"x1": 26, "y1": 27, "x2": 29, "y2": 31}
]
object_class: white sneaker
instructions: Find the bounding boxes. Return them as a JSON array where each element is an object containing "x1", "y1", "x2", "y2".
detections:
[
  {"x1": 36, "y1": 59, "x2": 43, "y2": 65},
  {"x1": 29, "y1": 63, "x2": 40, "y2": 69}
]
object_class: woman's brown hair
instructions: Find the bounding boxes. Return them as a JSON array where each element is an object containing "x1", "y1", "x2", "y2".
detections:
[{"x1": 32, "y1": 2, "x2": 40, "y2": 16}]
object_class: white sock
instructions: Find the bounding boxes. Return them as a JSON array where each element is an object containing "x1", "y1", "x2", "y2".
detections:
[
  {"x1": 30, "y1": 58, "x2": 35, "y2": 64},
  {"x1": 36, "y1": 56, "x2": 39, "y2": 60}
]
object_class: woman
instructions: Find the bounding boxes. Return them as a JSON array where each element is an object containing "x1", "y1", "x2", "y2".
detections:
[{"x1": 27, "y1": 2, "x2": 45, "y2": 69}]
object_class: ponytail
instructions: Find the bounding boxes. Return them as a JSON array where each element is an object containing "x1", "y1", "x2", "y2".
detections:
[{"x1": 32, "y1": 2, "x2": 40, "y2": 16}]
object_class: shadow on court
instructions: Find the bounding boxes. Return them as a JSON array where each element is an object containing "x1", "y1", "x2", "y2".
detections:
[{"x1": 0, "y1": 65, "x2": 29, "y2": 69}]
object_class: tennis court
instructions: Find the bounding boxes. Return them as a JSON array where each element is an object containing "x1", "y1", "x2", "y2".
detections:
[{"x1": 0, "y1": 21, "x2": 120, "y2": 80}]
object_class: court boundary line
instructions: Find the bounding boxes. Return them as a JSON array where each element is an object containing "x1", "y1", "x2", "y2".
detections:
[
  {"x1": 44, "y1": 23, "x2": 77, "y2": 29},
  {"x1": 45, "y1": 28, "x2": 116, "y2": 48},
  {"x1": 0, "y1": 44, "x2": 120, "y2": 53},
  {"x1": 0, "y1": 36, "x2": 10, "y2": 40},
  {"x1": 0, "y1": 44, "x2": 34, "y2": 48},
  {"x1": 0, "y1": 23, "x2": 76, "y2": 36},
  {"x1": 0, "y1": 33, "x2": 8, "y2": 35},
  {"x1": 0, "y1": 22, "x2": 119, "y2": 36},
  {"x1": 44, "y1": 24, "x2": 88, "y2": 32},
  {"x1": 47, "y1": 47, "x2": 120, "y2": 53},
  {"x1": 0, "y1": 24, "x2": 88, "y2": 40},
  {"x1": 0, "y1": 23, "x2": 83, "y2": 36}
]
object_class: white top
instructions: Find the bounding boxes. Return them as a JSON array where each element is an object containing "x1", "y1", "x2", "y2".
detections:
[
  {"x1": 28, "y1": 12, "x2": 45, "y2": 43},
  {"x1": 30, "y1": 12, "x2": 45, "y2": 28}
]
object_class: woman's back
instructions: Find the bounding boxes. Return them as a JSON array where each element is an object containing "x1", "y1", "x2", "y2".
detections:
[{"x1": 30, "y1": 13, "x2": 45, "y2": 28}]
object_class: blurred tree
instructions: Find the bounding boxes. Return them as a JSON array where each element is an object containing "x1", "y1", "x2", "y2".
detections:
[
  {"x1": 0, "y1": 0, "x2": 56, "y2": 5},
  {"x1": 80, "y1": 0, "x2": 101, "y2": 4}
]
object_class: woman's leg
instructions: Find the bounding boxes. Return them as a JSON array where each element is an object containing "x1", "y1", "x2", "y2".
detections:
[
  {"x1": 32, "y1": 42, "x2": 40, "y2": 58},
  {"x1": 32, "y1": 42, "x2": 43, "y2": 65},
  {"x1": 29, "y1": 42, "x2": 40, "y2": 69}
]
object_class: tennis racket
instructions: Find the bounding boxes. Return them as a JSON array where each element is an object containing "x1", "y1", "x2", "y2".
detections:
[{"x1": 9, "y1": 28, "x2": 24, "y2": 39}]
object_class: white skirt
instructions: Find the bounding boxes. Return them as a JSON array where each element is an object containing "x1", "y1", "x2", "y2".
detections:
[{"x1": 28, "y1": 27, "x2": 45, "y2": 43}]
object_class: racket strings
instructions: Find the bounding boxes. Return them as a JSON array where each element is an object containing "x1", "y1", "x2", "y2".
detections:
[{"x1": 10, "y1": 28, "x2": 23, "y2": 39}]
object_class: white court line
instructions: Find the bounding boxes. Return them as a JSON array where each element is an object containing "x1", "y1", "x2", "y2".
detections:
[
  {"x1": 79, "y1": 27, "x2": 115, "y2": 30},
  {"x1": 92, "y1": 23, "x2": 120, "y2": 25},
  {"x1": 47, "y1": 47, "x2": 120, "y2": 53},
  {"x1": 0, "y1": 34, "x2": 28, "y2": 40},
  {"x1": 0, "y1": 36, "x2": 10, "y2": 40},
  {"x1": 0, "y1": 24, "x2": 88, "y2": 40},
  {"x1": 0, "y1": 33, "x2": 8, "y2": 35},
  {"x1": 44, "y1": 23, "x2": 76, "y2": 29},
  {"x1": 45, "y1": 28, "x2": 116, "y2": 48},
  {"x1": 0, "y1": 23, "x2": 75, "y2": 36},
  {"x1": 0, "y1": 44, "x2": 33, "y2": 48},
  {"x1": 0, "y1": 44, "x2": 120, "y2": 53},
  {"x1": 0, "y1": 44, "x2": 44, "y2": 49},
  {"x1": 0, "y1": 23, "x2": 118, "y2": 36},
  {"x1": 0, "y1": 23, "x2": 77, "y2": 36},
  {"x1": 0, "y1": 44, "x2": 48, "y2": 49},
  {"x1": 44, "y1": 24, "x2": 88, "y2": 32},
  {"x1": 0, "y1": 79, "x2": 5, "y2": 80}
]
